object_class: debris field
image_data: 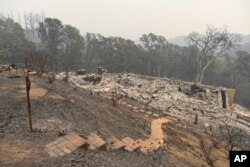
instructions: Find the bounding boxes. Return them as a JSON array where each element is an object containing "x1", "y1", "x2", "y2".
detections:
[{"x1": 0, "y1": 69, "x2": 250, "y2": 167}]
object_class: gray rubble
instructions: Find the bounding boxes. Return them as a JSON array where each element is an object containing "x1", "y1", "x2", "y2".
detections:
[{"x1": 55, "y1": 71, "x2": 250, "y2": 134}]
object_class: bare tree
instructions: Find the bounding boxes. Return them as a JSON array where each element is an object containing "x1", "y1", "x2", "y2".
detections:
[
  {"x1": 23, "y1": 12, "x2": 28, "y2": 29},
  {"x1": 204, "y1": 126, "x2": 223, "y2": 148},
  {"x1": 111, "y1": 86, "x2": 123, "y2": 106},
  {"x1": 39, "y1": 11, "x2": 46, "y2": 23},
  {"x1": 219, "y1": 125, "x2": 243, "y2": 156},
  {"x1": 17, "y1": 12, "x2": 22, "y2": 26},
  {"x1": 200, "y1": 141, "x2": 218, "y2": 167},
  {"x1": 187, "y1": 26, "x2": 240, "y2": 83}
]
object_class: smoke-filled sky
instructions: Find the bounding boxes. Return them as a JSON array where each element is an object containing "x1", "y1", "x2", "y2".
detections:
[{"x1": 1, "y1": 0, "x2": 250, "y2": 39}]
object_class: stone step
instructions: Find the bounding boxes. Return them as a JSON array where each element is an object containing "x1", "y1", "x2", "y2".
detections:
[
  {"x1": 139, "y1": 139, "x2": 158, "y2": 154},
  {"x1": 107, "y1": 136, "x2": 126, "y2": 150},
  {"x1": 122, "y1": 137, "x2": 140, "y2": 152},
  {"x1": 45, "y1": 118, "x2": 169, "y2": 157},
  {"x1": 45, "y1": 132, "x2": 87, "y2": 157},
  {"x1": 87, "y1": 133, "x2": 106, "y2": 150}
]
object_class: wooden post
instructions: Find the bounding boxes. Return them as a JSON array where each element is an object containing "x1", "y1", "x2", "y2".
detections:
[
  {"x1": 97, "y1": 67, "x2": 103, "y2": 75},
  {"x1": 25, "y1": 57, "x2": 33, "y2": 132},
  {"x1": 194, "y1": 113, "x2": 198, "y2": 125},
  {"x1": 221, "y1": 89, "x2": 228, "y2": 109}
]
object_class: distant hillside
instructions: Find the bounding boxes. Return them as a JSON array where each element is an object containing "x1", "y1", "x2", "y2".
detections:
[
  {"x1": 239, "y1": 35, "x2": 250, "y2": 53},
  {"x1": 240, "y1": 42, "x2": 250, "y2": 53},
  {"x1": 240, "y1": 34, "x2": 250, "y2": 43}
]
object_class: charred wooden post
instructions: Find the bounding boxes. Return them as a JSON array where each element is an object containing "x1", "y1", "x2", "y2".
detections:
[
  {"x1": 194, "y1": 113, "x2": 198, "y2": 125},
  {"x1": 24, "y1": 57, "x2": 33, "y2": 132},
  {"x1": 97, "y1": 67, "x2": 103, "y2": 75},
  {"x1": 221, "y1": 89, "x2": 228, "y2": 109},
  {"x1": 8, "y1": 66, "x2": 11, "y2": 76}
]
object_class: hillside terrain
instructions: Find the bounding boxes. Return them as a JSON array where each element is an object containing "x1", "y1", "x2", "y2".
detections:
[{"x1": 0, "y1": 70, "x2": 250, "y2": 167}]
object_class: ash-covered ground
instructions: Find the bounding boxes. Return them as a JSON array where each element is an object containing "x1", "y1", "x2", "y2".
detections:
[{"x1": 0, "y1": 71, "x2": 249, "y2": 167}]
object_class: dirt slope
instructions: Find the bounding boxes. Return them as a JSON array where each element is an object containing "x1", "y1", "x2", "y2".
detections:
[{"x1": 0, "y1": 71, "x2": 246, "y2": 167}]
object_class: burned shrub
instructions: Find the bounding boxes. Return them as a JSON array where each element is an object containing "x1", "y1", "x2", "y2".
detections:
[
  {"x1": 200, "y1": 141, "x2": 218, "y2": 167},
  {"x1": 63, "y1": 71, "x2": 69, "y2": 82},
  {"x1": 219, "y1": 125, "x2": 243, "y2": 155},
  {"x1": 204, "y1": 126, "x2": 223, "y2": 148},
  {"x1": 48, "y1": 72, "x2": 55, "y2": 84},
  {"x1": 111, "y1": 87, "x2": 123, "y2": 106}
]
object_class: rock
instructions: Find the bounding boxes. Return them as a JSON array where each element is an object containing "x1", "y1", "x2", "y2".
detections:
[
  {"x1": 191, "y1": 82, "x2": 201, "y2": 93},
  {"x1": 83, "y1": 75, "x2": 95, "y2": 81},
  {"x1": 94, "y1": 76, "x2": 102, "y2": 83},
  {"x1": 0, "y1": 64, "x2": 10, "y2": 71},
  {"x1": 191, "y1": 82, "x2": 206, "y2": 93},
  {"x1": 204, "y1": 123, "x2": 210, "y2": 128},
  {"x1": 77, "y1": 69, "x2": 86, "y2": 75},
  {"x1": 152, "y1": 94, "x2": 158, "y2": 99},
  {"x1": 119, "y1": 78, "x2": 135, "y2": 87},
  {"x1": 231, "y1": 113, "x2": 237, "y2": 119}
]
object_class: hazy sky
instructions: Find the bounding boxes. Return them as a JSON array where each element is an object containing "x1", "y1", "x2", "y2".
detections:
[{"x1": 1, "y1": 0, "x2": 250, "y2": 39}]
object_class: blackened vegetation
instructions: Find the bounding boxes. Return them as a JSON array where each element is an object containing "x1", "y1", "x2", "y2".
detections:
[
  {"x1": 202, "y1": 124, "x2": 245, "y2": 164},
  {"x1": 200, "y1": 140, "x2": 218, "y2": 167},
  {"x1": 111, "y1": 87, "x2": 123, "y2": 106},
  {"x1": 219, "y1": 125, "x2": 244, "y2": 156}
]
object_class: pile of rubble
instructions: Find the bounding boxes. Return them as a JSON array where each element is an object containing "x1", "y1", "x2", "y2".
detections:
[
  {"x1": 0, "y1": 64, "x2": 9, "y2": 72},
  {"x1": 54, "y1": 69, "x2": 250, "y2": 133},
  {"x1": 0, "y1": 64, "x2": 24, "y2": 77}
]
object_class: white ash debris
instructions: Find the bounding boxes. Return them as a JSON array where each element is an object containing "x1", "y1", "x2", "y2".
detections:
[{"x1": 55, "y1": 71, "x2": 250, "y2": 133}]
